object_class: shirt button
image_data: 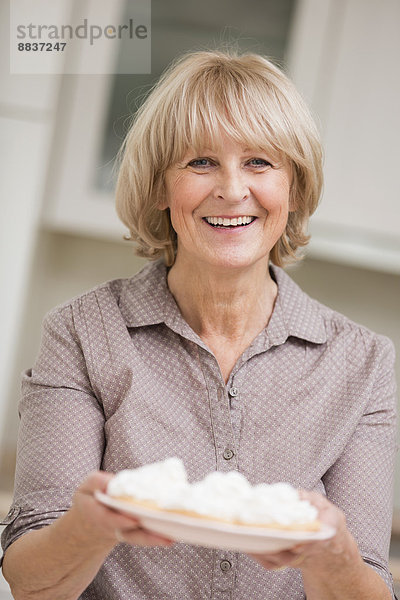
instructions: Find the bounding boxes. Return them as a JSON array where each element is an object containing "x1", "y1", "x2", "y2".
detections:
[
  {"x1": 223, "y1": 448, "x2": 235, "y2": 460},
  {"x1": 220, "y1": 559, "x2": 232, "y2": 572},
  {"x1": 229, "y1": 386, "x2": 239, "y2": 397}
]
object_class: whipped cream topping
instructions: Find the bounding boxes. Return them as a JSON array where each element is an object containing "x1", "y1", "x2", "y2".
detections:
[
  {"x1": 107, "y1": 457, "x2": 189, "y2": 505},
  {"x1": 107, "y1": 457, "x2": 318, "y2": 526}
]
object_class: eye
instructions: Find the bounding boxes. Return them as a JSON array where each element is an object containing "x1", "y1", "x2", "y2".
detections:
[
  {"x1": 187, "y1": 157, "x2": 214, "y2": 168},
  {"x1": 247, "y1": 158, "x2": 272, "y2": 168}
]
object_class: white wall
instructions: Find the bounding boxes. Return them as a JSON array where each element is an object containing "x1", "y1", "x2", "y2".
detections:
[{"x1": 0, "y1": 0, "x2": 61, "y2": 453}]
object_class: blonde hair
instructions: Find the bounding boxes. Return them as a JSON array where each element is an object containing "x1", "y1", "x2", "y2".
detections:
[{"x1": 115, "y1": 49, "x2": 323, "y2": 267}]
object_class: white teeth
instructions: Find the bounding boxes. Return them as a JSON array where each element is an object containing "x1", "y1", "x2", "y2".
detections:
[{"x1": 205, "y1": 216, "x2": 255, "y2": 227}]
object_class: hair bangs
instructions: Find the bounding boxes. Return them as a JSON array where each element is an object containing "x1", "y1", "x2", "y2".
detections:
[{"x1": 168, "y1": 68, "x2": 285, "y2": 165}]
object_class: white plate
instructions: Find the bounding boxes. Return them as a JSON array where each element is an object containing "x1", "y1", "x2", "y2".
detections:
[{"x1": 95, "y1": 491, "x2": 335, "y2": 553}]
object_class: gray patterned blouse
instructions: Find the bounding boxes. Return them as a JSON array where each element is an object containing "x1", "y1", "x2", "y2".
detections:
[{"x1": 1, "y1": 260, "x2": 397, "y2": 599}]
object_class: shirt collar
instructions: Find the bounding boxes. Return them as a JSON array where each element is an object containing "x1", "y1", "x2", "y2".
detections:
[
  {"x1": 267, "y1": 265, "x2": 327, "y2": 345},
  {"x1": 118, "y1": 260, "x2": 172, "y2": 328},
  {"x1": 118, "y1": 260, "x2": 327, "y2": 346}
]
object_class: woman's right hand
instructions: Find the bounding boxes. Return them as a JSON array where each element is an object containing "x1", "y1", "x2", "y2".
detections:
[
  {"x1": 3, "y1": 472, "x2": 173, "y2": 600},
  {"x1": 71, "y1": 470, "x2": 173, "y2": 549}
]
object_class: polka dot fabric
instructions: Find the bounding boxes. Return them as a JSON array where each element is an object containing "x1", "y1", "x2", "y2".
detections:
[{"x1": 1, "y1": 260, "x2": 397, "y2": 598}]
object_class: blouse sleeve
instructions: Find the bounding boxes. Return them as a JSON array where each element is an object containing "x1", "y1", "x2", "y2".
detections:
[
  {"x1": 1, "y1": 303, "x2": 105, "y2": 561},
  {"x1": 322, "y1": 334, "x2": 398, "y2": 595}
]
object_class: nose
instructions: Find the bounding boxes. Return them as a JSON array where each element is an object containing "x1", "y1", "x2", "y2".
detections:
[{"x1": 213, "y1": 167, "x2": 250, "y2": 203}]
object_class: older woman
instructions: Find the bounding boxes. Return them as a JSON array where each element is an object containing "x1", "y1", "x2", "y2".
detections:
[{"x1": 1, "y1": 50, "x2": 397, "y2": 600}]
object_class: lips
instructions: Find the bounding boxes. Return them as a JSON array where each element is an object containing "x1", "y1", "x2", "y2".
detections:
[{"x1": 203, "y1": 216, "x2": 256, "y2": 228}]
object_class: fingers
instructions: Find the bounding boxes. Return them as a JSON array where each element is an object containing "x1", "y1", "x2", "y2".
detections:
[
  {"x1": 78, "y1": 470, "x2": 115, "y2": 495},
  {"x1": 251, "y1": 491, "x2": 350, "y2": 573},
  {"x1": 72, "y1": 471, "x2": 174, "y2": 548},
  {"x1": 102, "y1": 506, "x2": 141, "y2": 530},
  {"x1": 298, "y1": 489, "x2": 332, "y2": 514},
  {"x1": 291, "y1": 553, "x2": 307, "y2": 567},
  {"x1": 299, "y1": 489, "x2": 346, "y2": 532},
  {"x1": 250, "y1": 548, "x2": 309, "y2": 571}
]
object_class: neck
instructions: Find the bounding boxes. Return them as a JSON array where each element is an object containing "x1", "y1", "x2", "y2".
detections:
[{"x1": 167, "y1": 256, "x2": 278, "y2": 342}]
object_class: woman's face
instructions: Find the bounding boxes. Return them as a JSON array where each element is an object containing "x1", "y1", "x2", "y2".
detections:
[{"x1": 161, "y1": 134, "x2": 292, "y2": 272}]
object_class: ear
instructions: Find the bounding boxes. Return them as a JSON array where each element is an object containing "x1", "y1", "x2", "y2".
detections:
[{"x1": 157, "y1": 197, "x2": 168, "y2": 210}]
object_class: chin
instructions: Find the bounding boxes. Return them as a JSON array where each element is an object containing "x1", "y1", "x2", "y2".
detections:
[{"x1": 201, "y1": 252, "x2": 268, "y2": 272}]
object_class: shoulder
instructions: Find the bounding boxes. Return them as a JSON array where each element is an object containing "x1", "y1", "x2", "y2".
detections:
[
  {"x1": 296, "y1": 293, "x2": 397, "y2": 392},
  {"x1": 41, "y1": 280, "x2": 123, "y2": 331},
  {"x1": 315, "y1": 298, "x2": 395, "y2": 366},
  {"x1": 274, "y1": 265, "x2": 395, "y2": 368},
  {"x1": 43, "y1": 260, "x2": 160, "y2": 325}
]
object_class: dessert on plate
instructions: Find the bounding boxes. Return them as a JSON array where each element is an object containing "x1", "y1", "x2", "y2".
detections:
[{"x1": 106, "y1": 457, "x2": 320, "y2": 532}]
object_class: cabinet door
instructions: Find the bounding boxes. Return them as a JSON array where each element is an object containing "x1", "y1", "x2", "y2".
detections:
[{"x1": 289, "y1": 0, "x2": 400, "y2": 272}]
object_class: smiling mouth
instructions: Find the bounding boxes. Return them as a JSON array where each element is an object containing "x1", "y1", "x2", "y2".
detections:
[{"x1": 203, "y1": 216, "x2": 256, "y2": 228}]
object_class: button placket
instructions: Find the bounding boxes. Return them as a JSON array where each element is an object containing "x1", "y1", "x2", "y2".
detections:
[
  {"x1": 227, "y1": 377, "x2": 243, "y2": 460},
  {"x1": 217, "y1": 387, "x2": 225, "y2": 402},
  {"x1": 208, "y1": 382, "x2": 238, "y2": 472}
]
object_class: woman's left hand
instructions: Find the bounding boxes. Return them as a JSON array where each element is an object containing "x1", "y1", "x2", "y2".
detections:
[{"x1": 249, "y1": 490, "x2": 358, "y2": 573}]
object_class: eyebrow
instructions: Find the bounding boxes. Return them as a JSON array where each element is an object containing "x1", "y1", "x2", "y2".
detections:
[{"x1": 192, "y1": 147, "x2": 257, "y2": 154}]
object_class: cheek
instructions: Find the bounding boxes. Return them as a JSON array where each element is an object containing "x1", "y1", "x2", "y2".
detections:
[
  {"x1": 168, "y1": 179, "x2": 208, "y2": 214},
  {"x1": 258, "y1": 184, "x2": 290, "y2": 212}
]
